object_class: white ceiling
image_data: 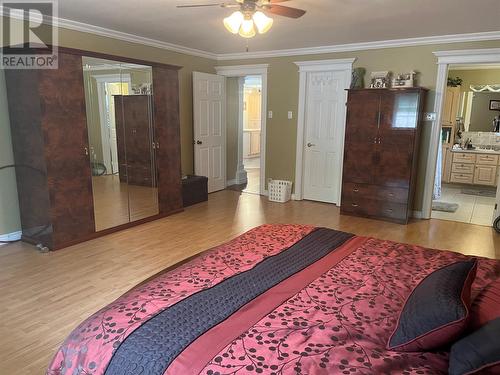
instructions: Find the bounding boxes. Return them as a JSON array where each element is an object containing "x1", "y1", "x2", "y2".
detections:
[{"x1": 58, "y1": 0, "x2": 500, "y2": 55}]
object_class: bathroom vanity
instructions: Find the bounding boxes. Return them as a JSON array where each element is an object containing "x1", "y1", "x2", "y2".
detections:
[{"x1": 444, "y1": 149, "x2": 500, "y2": 186}]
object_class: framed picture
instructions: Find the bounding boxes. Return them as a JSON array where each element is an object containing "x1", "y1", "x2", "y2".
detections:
[{"x1": 490, "y1": 100, "x2": 500, "y2": 111}]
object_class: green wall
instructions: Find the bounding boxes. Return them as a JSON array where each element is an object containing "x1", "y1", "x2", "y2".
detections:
[{"x1": 224, "y1": 40, "x2": 500, "y2": 211}]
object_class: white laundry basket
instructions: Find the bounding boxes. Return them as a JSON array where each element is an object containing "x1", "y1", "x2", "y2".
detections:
[{"x1": 268, "y1": 179, "x2": 292, "y2": 203}]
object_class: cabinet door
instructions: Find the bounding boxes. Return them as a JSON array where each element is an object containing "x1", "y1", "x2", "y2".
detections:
[
  {"x1": 474, "y1": 165, "x2": 497, "y2": 186},
  {"x1": 39, "y1": 52, "x2": 95, "y2": 247},
  {"x1": 343, "y1": 91, "x2": 379, "y2": 184},
  {"x1": 376, "y1": 90, "x2": 419, "y2": 188},
  {"x1": 152, "y1": 66, "x2": 183, "y2": 214}
]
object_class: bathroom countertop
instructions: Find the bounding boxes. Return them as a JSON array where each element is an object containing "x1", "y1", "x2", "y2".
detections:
[{"x1": 451, "y1": 148, "x2": 500, "y2": 155}]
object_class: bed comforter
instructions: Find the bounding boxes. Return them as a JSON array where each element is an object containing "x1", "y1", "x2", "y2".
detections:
[{"x1": 47, "y1": 224, "x2": 499, "y2": 375}]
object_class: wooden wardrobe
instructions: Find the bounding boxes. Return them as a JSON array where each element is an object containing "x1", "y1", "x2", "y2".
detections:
[
  {"x1": 5, "y1": 49, "x2": 183, "y2": 250},
  {"x1": 341, "y1": 88, "x2": 427, "y2": 224}
]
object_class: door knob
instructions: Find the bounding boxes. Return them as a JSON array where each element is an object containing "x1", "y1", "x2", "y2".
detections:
[
  {"x1": 307, "y1": 142, "x2": 315, "y2": 147},
  {"x1": 196, "y1": 140, "x2": 203, "y2": 145}
]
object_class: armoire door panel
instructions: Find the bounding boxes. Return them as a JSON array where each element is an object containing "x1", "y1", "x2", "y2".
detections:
[
  {"x1": 152, "y1": 66, "x2": 183, "y2": 215},
  {"x1": 38, "y1": 52, "x2": 95, "y2": 246},
  {"x1": 344, "y1": 90, "x2": 380, "y2": 144}
]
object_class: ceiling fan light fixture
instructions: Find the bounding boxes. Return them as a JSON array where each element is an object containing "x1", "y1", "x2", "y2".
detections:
[
  {"x1": 238, "y1": 18, "x2": 256, "y2": 38},
  {"x1": 252, "y1": 11, "x2": 273, "y2": 34},
  {"x1": 223, "y1": 11, "x2": 244, "y2": 34}
]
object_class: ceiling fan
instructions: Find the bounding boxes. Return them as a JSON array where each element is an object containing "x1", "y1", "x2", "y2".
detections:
[{"x1": 177, "y1": 0, "x2": 306, "y2": 38}]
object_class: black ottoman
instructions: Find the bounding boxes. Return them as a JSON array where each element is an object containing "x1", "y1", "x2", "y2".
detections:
[{"x1": 182, "y1": 175, "x2": 208, "y2": 207}]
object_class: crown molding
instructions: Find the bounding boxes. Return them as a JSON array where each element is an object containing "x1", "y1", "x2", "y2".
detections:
[
  {"x1": 0, "y1": 7, "x2": 218, "y2": 60},
  {"x1": 2, "y1": 9, "x2": 499, "y2": 62},
  {"x1": 217, "y1": 31, "x2": 500, "y2": 60}
]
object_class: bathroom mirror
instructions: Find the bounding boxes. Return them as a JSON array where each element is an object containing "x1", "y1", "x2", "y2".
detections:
[
  {"x1": 82, "y1": 56, "x2": 158, "y2": 231},
  {"x1": 461, "y1": 89, "x2": 500, "y2": 132}
]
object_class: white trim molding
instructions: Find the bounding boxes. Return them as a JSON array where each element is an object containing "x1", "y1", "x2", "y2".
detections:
[
  {"x1": 0, "y1": 230, "x2": 22, "y2": 244},
  {"x1": 2, "y1": 8, "x2": 500, "y2": 61},
  {"x1": 216, "y1": 64, "x2": 269, "y2": 196},
  {"x1": 294, "y1": 58, "x2": 356, "y2": 203},
  {"x1": 422, "y1": 47, "x2": 500, "y2": 219},
  {"x1": 217, "y1": 32, "x2": 500, "y2": 61}
]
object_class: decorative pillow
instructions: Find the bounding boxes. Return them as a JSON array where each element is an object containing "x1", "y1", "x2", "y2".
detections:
[
  {"x1": 449, "y1": 317, "x2": 500, "y2": 375},
  {"x1": 469, "y1": 278, "x2": 500, "y2": 330},
  {"x1": 387, "y1": 259, "x2": 477, "y2": 352}
]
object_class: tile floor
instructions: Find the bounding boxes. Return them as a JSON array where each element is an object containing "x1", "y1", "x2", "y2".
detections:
[{"x1": 431, "y1": 184, "x2": 497, "y2": 226}]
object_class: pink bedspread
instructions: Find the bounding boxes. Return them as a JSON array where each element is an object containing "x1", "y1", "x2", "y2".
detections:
[{"x1": 47, "y1": 225, "x2": 499, "y2": 375}]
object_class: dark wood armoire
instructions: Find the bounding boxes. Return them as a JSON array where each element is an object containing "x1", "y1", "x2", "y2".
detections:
[
  {"x1": 341, "y1": 88, "x2": 427, "y2": 224},
  {"x1": 114, "y1": 95, "x2": 156, "y2": 187},
  {"x1": 5, "y1": 48, "x2": 183, "y2": 250}
]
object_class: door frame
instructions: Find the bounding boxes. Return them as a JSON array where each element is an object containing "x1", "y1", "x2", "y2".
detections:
[
  {"x1": 293, "y1": 58, "x2": 356, "y2": 203},
  {"x1": 94, "y1": 73, "x2": 132, "y2": 174},
  {"x1": 215, "y1": 64, "x2": 269, "y2": 195},
  {"x1": 421, "y1": 48, "x2": 500, "y2": 219}
]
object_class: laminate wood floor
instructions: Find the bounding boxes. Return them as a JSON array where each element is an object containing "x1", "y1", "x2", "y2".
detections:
[{"x1": 1, "y1": 190, "x2": 499, "y2": 374}]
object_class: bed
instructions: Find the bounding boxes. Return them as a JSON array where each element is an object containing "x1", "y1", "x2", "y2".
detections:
[{"x1": 46, "y1": 224, "x2": 499, "y2": 375}]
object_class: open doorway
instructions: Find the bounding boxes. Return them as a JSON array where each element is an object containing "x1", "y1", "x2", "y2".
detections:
[
  {"x1": 431, "y1": 64, "x2": 500, "y2": 226},
  {"x1": 219, "y1": 64, "x2": 268, "y2": 196},
  {"x1": 241, "y1": 76, "x2": 262, "y2": 194}
]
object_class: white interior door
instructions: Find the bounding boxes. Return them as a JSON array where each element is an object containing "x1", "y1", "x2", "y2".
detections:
[
  {"x1": 302, "y1": 70, "x2": 348, "y2": 204},
  {"x1": 193, "y1": 72, "x2": 226, "y2": 193}
]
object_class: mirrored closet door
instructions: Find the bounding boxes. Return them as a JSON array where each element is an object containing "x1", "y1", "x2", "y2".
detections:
[{"x1": 82, "y1": 57, "x2": 159, "y2": 231}]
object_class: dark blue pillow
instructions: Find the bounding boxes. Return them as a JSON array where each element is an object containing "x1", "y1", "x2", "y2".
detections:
[
  {"x1": 387, "y1": 259, "x2": 477, "y2": 352},
  {"x1": 449, "y1": 317, "x2": 500, "y2": 375}
]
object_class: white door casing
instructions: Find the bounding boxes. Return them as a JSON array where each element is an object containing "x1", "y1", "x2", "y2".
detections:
[
  {"x1": 214, "y1": 64, "x2": 269, "y2": 195},
  {"x1": 294, "y1": 59, "x2": 355, "y2": 204},
  {"x1": 193, "y1": 71, "x2": 226, "y2": 193},
  {"x1": 422, "y1": 48, "x2": 500, "y2": 219}
]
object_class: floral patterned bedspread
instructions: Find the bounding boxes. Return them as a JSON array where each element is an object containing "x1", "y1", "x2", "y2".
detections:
[{"x1": 46, "y1": 224, "x2": 499, "y2": 375}]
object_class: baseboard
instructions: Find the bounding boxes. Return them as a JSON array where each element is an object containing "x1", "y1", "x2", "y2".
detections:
[
  {"x1": 0, "y1": 230, "x2": 22, "y2": 245},
  {"x1": 412, "y1": 210, "x2": 424, "y2": 219},
  {"x1": 226, "y1": 179, "x2": 237, "y2": 186}
]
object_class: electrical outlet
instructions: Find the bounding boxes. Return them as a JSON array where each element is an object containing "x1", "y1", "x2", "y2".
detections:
[
  {"x1": 268, "y1": 110, "x2": 273, "y2": 119},
  {"x1": 288, "y1": 111, "x2": 293, "y2": 119},
  {"x1": 424, "y1": 112, "x2": 436, "y2": 121}
]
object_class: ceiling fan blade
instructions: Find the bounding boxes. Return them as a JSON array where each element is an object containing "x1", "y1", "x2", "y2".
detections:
[
  {"x1": 267, "y1": 0, "x2": 291, "y2": 3},
  {"x1": 176, "y1": 3, "x2": 225, "y2": 8},
  {"x1": 266, "y1": 4, "x2": 306, "y2": 18}
]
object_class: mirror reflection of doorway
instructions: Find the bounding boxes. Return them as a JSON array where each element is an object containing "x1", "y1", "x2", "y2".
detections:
[{"x1": 82, "y1": 57, "x2": 159, "y2": 231}]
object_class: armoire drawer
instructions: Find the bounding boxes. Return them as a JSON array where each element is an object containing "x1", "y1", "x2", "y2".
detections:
[
  {"x1": 450, "y1": 172, "x2": 473, "y2": 184},
  {"x1": 343, "y1": 183, "x2": 408, "y2": 204},
  {"x1": 476, "y1": 154, "x2": 499, "y2": 165},
  {"x1": 452, "y1": 152, "x2": 476, "y2": 164},
  {"x1": 451, "y1": 163, "x2": 474, "y2": 174},
  {"x1": 341, "y1": 196, "x2": 408, "y2": 222}
]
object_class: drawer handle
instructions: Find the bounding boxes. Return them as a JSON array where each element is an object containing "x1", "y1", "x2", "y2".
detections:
[
  {"x1": 351, "y1": 203, "x2": 359, "y2": 207},
  {"x1": 385, "y1": 209, "x2": 393, "y2": 213},
  {"x1": 353, "y1": 188, "x2": 359, "y2": 193},
  {"x1": 388, "y1": 193, "x2": 394, "y2": 197}
]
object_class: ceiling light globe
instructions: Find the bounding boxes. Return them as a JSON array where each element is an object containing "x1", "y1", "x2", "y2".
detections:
[
  {"x1": 238, "y1": 18, "x2": 256, "y2": 38},
  {"x1": 252, "y1": 11, "x2": 273, "y2": 34},
  {"x1": 223, "y1": 11, "x2": 244, "y2": 34}
]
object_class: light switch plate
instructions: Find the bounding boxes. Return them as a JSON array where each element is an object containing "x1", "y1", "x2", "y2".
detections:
[
  {"x1": 268, "y1": 110, "x2": 273, "y2": 119},
  {"x1": 424, "y1": 112, "x2": 436, "y2": 121},
  {"x1": 288, "y1": 111, "x2": 293, "y2": 119}
]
